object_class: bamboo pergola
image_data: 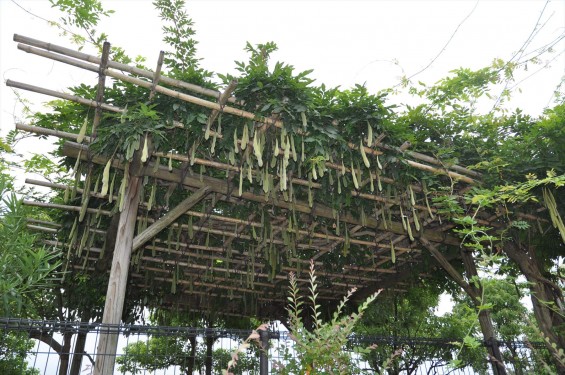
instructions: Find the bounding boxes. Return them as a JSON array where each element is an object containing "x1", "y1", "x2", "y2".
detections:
[{"x1": 9, "y1": 34, "x2": 499, "y2": 373}]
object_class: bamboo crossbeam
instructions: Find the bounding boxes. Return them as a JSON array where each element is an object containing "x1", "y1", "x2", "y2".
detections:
[
  {"x1": 6, "y1": 80, "x2": 122, "y2": 113},
  {"x1": 27, "y1": 224, "x2": 57, "y2": 233},
  {"x1": 143, "y1": 241, "x2": 389, "y2": 283},
  {"x1": 23, "y1": 200, "x2": 112, "y2": 216},
  {"x1": 17, "y1": 123, "x2": 91, "y2": 142},
  {"x1": 27, "y1": 218, "x2": 62, "y2": 228},
  {"x1": 14, "y1": 34, "x2": 240, "y2": 104}
]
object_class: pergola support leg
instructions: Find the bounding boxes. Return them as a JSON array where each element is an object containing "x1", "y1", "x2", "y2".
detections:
[{"x1": 93, "y1": 174, "x2": 143, "y2": 375}]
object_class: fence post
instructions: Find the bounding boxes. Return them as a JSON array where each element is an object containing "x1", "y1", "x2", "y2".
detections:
[{"x1": 259, "y1": 328, "x2": 269, "y2": 375}]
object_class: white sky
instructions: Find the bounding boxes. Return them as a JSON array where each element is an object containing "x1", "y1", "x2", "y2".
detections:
[{"x1": 1, "y1": 0, "x2": 564, "y2": 142}]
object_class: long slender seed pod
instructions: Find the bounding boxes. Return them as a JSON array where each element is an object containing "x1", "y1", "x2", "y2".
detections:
[
  {"x1": 413, "y1": 207, "x2": 421, "y2": 231},
  {"x1": 141, "y1": 136, "x2": 149, "y2": 162},
  {"x1": 101, "y1": 159, "x2": 112, "y2": 196},
  {"x1": 241, "y1": 123, "x2": 249, "y2": 150},
  {"x1": 77, "y1": 116, "x2": 88, "y2": 144},
  {"x1": 234, "y1": 128, "x2": 239, "y2": 154},
  {"x1": 360, "y1": 140, "x2": 370, "y2": 168},
  {"x1": 407, "y1": 219, "x2": 415, "y2": 241},
  {"x1": 390, "y1": 240, "x2": 396, "y2": 264},
  {"x1": 301, "y1": 112, "x2": 307, "y2": 128},
  {"x1": 239, "y1": 167, "x2": 244, "y2": 196},
  {"x1": 290, "y1": 136, "x2": 297, "y2": 162},
  {"x1": 351, "y1": 159, "x2": 359, "y2": 189}
]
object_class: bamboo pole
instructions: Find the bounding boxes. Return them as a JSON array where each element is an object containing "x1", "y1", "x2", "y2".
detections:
[
  {"x1": 14, "y1": 34, "x2": 241, "y2": 104},
  {"x1": 6, "y1": 80, "x2": 122, "y2": 113},
  {"x1": 23, "y1": 200, "x2": 112, "y2": 216},
  {"x1": 148, "y1": 51, "x2": 165, "y2": 102},
  {"x1": 15, "y1": 36, "x2": 480, "y2": 181},
  {"x1": 90, "y1": 41, "x2": 111, "y2": 140},
  {"x1": 207, "y1": 79, "x2": 238, "y2": 126},
  {"x1": 16, "y1": 123, "x2": 91, "y2": 142}
]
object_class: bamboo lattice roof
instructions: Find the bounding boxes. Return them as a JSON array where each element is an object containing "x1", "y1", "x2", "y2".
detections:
[{"x1": 10, "y1": 34, "x2": 488, "y2": 319}]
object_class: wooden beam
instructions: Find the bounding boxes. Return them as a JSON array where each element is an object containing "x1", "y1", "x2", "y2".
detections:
[{"x1": 132, "y1": 186, "x2": 211, "y2": 251}]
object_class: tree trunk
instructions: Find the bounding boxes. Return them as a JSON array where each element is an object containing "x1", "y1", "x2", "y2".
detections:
[
  {"x1": 205, "y1": 334, "x2": 214, "y2": 375},
  {"x1": 503, "y1": 241, "x2": 565, "y2": 373},
  {"x1": 69, "y1": 331, "x2": 88, "y2": 375},
  {"x1": 460, "y1": 248, "x2": 507, "y2": 375},
  {"x1": 58, "y1": 331, "x2": 73, "y2": 375},
  {"x1": 182, "y1": 335, "x2": 197, "y2": 375}
]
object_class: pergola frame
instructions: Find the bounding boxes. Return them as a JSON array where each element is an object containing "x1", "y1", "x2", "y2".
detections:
[{"x1": 8, "y1": 34, "x2": 513, "y2": 374}]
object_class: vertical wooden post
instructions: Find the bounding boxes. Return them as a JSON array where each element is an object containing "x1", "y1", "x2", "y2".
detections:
[
  {"x1": 93, "y1": 173, "x2": 143, "y2": 375},
  {"x1": 259, "y1": 329, "x2": 269, "y2": 375}
]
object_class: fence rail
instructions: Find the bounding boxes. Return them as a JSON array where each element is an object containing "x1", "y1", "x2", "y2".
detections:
[{"x1": 0, "y1": 318, "x2": 550, "y2": 374}]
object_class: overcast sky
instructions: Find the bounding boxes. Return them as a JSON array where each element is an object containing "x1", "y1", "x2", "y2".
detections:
[{"x1": 1, "y1": 0, "x2": 564, "y2": 141}]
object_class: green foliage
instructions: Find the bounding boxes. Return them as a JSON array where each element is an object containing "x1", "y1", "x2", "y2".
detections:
[
  {"x1": 0, "y1": 332, "x2": 39, "y2": 375},
  {"x1": 275, "y1": 260, "x2": 379, "y2": 374},
  {"x1": 49, "y1": 0, "x2": 113, "y2": 47},
  {"x1": 117, "y1": 335, "x2": 195, "y2": 374},
  {"x1": 153, "y1": 0, "x2": 212, "y2": 81},
  {"x1": 0, "y1": 174, "x2": 62, "y2": 317}
]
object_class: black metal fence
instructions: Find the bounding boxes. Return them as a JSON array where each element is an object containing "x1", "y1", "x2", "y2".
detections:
[{"x1": 0, "y1": 318, "x2": 552, "y2": 374}]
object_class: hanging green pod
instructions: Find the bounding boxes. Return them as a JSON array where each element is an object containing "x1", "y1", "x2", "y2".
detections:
[
  {"x1": 141, "y1": 136, "x2": 149, "y2": 162},
  {"x1": 101, "y1": 159, "x2": 112, "y2": 196},
  {"x1": 241, "y1": 123, "x2": 249, "y2": 150},
  {"x1": 77, "y1": 116, "x2": 88, "y2": 144},
  {"x1": 412, "y1": 207, "x2": 421, "y2": 231},
  {"x1": 351, "y1": 159, "x2": 359, "y2": 189},
  {"x1": 238, "y1": 167, "x2": 244, "y2": 197},
  {"x1": 390, "y1": 240, "x2": 396, "y2": 264},
  {"x1": 188, "y1": 215, "x2": 194, "y2": 239},
  {"x1": 407, "y1": 219, "x2": 415, "y2": 241},
  {"x1": 233, "y1": 127, "x2": 239, "y2": 154},
  {"x1": 409, "y1": 186, "x2": 416, "y2": 206},
  {"x1": 360, "y1": 140, "x2": 370, "y2": 168}
]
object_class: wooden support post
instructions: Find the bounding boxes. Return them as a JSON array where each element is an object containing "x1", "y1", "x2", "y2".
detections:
[
  {"x1": 419, "y1": 238, "x2": 507, "y2": 375},
  {"x1": 132, "y1": 186, "x2": 211, "y2": 251},
  {"x1": 91, "y1": 41, "x2": 110, "y2": 140},
  {"x1": 93, "y1": 144, "x2": 147, "y2": 374}
]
